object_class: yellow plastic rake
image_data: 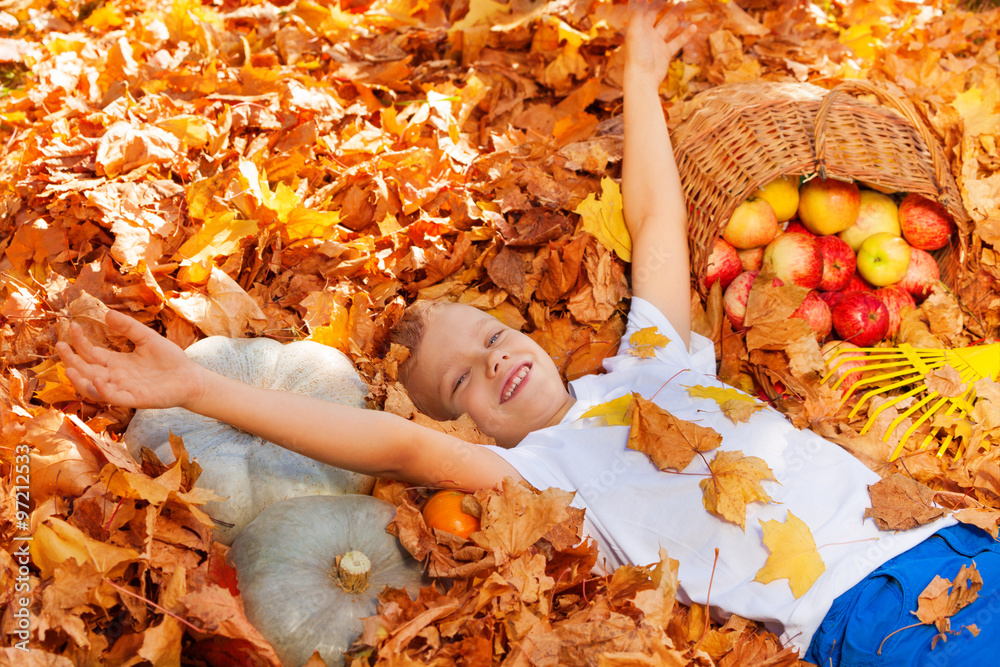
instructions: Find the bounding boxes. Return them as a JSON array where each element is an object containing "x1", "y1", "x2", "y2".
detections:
[{"x1": 822, "y1": 342, "x2": 1000, "y2": 461}]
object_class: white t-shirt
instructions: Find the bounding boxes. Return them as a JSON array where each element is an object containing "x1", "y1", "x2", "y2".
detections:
[{"x1": 485, "y1": 297, "x2": 952, "y2": 652}]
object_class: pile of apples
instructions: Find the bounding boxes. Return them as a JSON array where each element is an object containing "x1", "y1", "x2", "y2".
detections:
[{"x1": 707, "y1": 175, "x2": 954, "y2": 349}]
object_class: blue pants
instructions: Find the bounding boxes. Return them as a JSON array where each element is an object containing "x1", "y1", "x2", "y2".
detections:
[{"x1": 805, "y1": 523, "x2": 1000, "y2": 667}]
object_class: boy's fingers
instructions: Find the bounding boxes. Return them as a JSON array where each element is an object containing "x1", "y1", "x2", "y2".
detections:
[
  {"x1": 68, "y1": 323, "x2": 110, "y2": 366},
  {"x1": 666, "y1": 23, "x2": 698, "y2": 48},
  {"x1": 105, "y1": 309, "x2": 151, "y2": 346},
  {"x1": 64, "y1": 366, "x2": 102, "y2": 403}
]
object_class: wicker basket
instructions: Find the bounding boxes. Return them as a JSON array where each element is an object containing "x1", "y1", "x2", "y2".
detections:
[{"x1": 673, "y1": 79, "x2": 970, "y2": 296}]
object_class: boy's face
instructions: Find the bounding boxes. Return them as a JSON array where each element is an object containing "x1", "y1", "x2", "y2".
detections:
[{"x1": 406, "y1": 303, "x2": 575, "y2": 447}]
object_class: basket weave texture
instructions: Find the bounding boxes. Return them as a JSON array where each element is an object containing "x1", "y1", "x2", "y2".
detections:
[{"x1": 672, "y1": 79, "x2": 970, "y2": 295}]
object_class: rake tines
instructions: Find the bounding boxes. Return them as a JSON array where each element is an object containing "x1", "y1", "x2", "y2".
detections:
[{"x1": 821, "y1": 342, "x2": 1000, "y2": 461}]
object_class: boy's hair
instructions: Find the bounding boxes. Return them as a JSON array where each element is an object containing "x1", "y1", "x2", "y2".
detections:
[{"x1": 389, "y1": 299, "x2": 451, "y2": 419}]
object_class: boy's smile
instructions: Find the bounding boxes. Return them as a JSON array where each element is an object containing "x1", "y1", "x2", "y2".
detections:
[{"x1": 405, "y1": 303, "x2": 575, "y2": 447}]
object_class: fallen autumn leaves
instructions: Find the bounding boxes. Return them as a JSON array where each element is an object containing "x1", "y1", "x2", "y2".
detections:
[{"x1": 2, "y1": 0, "x2": 1000, "y2": 665}]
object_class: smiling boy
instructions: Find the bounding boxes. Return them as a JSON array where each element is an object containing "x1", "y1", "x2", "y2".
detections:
[
  {"x1": 58, "y1": 3, "x2": 998, "y2": 664},
  {"x1": 395, "y1": 300, "x2": 576, "y2": 446}
]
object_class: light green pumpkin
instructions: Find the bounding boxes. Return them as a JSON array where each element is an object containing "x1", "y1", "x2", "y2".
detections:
[
  {"x1": 228, "y1": 494, "x2": 427, "y2": 667},
  {"x1": 124, "y1": 336, "x2": 374, "y2": 544}
]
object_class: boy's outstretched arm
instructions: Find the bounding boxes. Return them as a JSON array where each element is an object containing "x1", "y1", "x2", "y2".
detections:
[
  {"x1": 622, "y1": 1, "x2": 696, "y2": 346},
  {"x1": 57, "y1": 310, "x2": 520, "y2": 490}
]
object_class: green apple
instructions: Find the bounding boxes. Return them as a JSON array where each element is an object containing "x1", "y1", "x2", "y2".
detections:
[
  {"x1": 838, "y1": 190, "x2": 901, "y2": 251},
  {"x1": 856, "y1": 232, "x2": 912, "y2": 286},
  {"x1": 797, "y1": 177, "x2": 860, "y2": 235}
]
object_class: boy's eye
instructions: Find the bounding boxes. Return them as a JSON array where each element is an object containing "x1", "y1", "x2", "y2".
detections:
[
  {"x1": 454, "y1": 372, "x2": 467, "y2": 392},
  {"x1": 488, "y1": 332, "x2": 500, "y2": 346}
]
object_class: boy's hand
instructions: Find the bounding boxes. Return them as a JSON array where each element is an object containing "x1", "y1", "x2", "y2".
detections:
[
  {"x1": 57, "y1": 310, "x2": 205, "y2": 410},
  {"x1": 625, "y1": 0, "x2": 696, "y2": 83}
]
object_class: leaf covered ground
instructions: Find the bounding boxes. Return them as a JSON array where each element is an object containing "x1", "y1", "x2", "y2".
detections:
[{"x1": 2, "y1": 0, "x2": 1000, "y2": 665}]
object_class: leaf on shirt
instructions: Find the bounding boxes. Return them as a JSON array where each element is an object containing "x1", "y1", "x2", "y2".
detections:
[
  {"x1": 753, "y1": 511, "x2": 825, "y2": 599},
  {"x1": 579, "y1": 393, "x2": 635, "y2": 426},
  {"x1": 574, "y1": 176, "x2": 631, "y2": 262},
  {"x1": 863, "y1": 473, "x2": 946, "y2": 531},
  {"x1": 627, "y1": 326, "x2": 670, "y2": 359},
  {"x1": 700, "y1": 450, "x2": 776, "y2": 529},
  {"x1": 720, "y1": 399, "x2": 767, "y2": 424},
  {"x1": 686, "y1": 384, "x2": 766, "y2": 424},
  {"x1": 910, "y1": 564, "x2": 983, "y2": 649},
  {"x1": 627, "y1": 394, "x2": 721, "y2": 471}
]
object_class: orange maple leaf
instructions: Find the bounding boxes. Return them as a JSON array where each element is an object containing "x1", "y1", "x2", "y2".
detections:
[
  {"x1": 627, "y1": 394, "x2": 721, "y2": 471},
  {"x1": 700, "y1": 450, "x2": 776, "y2": 529},
  {"x1": 753, "y1": 511, "x2": 825, "y2": 599}
]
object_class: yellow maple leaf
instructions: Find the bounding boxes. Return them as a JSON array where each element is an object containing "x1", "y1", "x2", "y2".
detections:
[
  {"x1": 754, "y1": 512, "x2": 826, "y2": 599},
  {"x1": 579, "y1": 393, "x2": 635, "y2": 426},
  {"x1": 686, "y1": 385, "x2": 765, "y2": 424},
  {"x1": 574, "y1": 177, "x2": 631, "y2": 262},
  {"x1": 628, "y1": 326, "x2": 670, "y2": 359},
  {"x1": 700, "y1": 450, "x2": 776, "y2": 529}
]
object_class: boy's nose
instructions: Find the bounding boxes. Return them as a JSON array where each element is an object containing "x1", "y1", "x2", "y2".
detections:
[{"x1": 486, "y1": 349, "x2": 509, "y2": 378}]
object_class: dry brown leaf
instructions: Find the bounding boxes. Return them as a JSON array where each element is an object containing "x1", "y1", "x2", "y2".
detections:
[
  {"x1": 911, "y1": 564, "x2": 983, "y2": 649},
  {"x1": 630, "y1": 548, "x2": 680, "y2": 631},
  {"x1": 691, "y1": 280, "x2": 723, "y2": 345},
  {"x1": 924, "y1": 364, "x2": 967, "y2": 398},
  {"x1": 627, "y1": 394, "x2": 722, "y2": 471},
  {"x1": 923, "y1": 288, "x2": 966, "y2": 342},
  {"x1": 471, "y1": 478, "x2": 577, "y2": 566},
  {"x1": 953, "y1": 507, "x2": 1000, "y2": 539},
  {"x1": 897, "y1": 307, "x2": 945, "y2": 348},
  {"x1": 864, "y1": 473, "x2": 946, "y2": 531}
]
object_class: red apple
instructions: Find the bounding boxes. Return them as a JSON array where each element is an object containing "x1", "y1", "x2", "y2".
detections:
[
  {"x1": 821, "y1": 340, "x2": 867, "y2": 394},
  {"x1": 843, "y1": 271, "x2": 875, "y2": 292},
  {"x1": 837, "y1": 190, "x2": 901, "y2": 251},
  {"x1": 782, "y1": 221, "x2": 816, "y2": 237},
  {"x1": 897, "y1": 247, "x2": 940, "y2": 302},
  {"x1": 798, "y1": 177, "x2": 861, "y2": 235},
  {"x1": 815, "y1": 235, "x2": 856, "y2": 292},
  {"x1": 792, "y1": 291, "x2": 832, "y2": 340},
  {"x1": 723, "y1": 270, "x2": 758, "y2": 329},
  {"x1": 817, "y1": 290, "x2": 844, "y2": 311},
  {"x1": 723, "y1": 197, "x2": 780, "y2": 249},
  {"x1": 737, "y1": 246, "x2": 765, "y2": 272},
  {"x1": 874, "y1": 285, "x2": 917, "y2": 340},
  {"x1": 704, "y1": 237, "x2": 742, "y2": 291},
  {"x1": 899, "y1": 193, "x2": 955, "y2": 250},
  {"x1": 831, "y1": 291, "x2": 889, "y2": 346},
  {"x1": 762, "y1": 232, "x2": 823, "y2": 288}
]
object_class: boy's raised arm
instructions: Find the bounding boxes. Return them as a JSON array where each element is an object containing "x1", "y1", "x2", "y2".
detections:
[
  {"x1": 622, "y1": 1, "x2": 696, "y2": 346},
  {"x1": 57, "y1": 311, "x2": 520, "y2": 491}
]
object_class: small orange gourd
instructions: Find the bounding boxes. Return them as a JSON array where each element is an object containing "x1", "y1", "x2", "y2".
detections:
[{"x1": 422, "y1": 490, "x2": 480, "y2": 539}]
